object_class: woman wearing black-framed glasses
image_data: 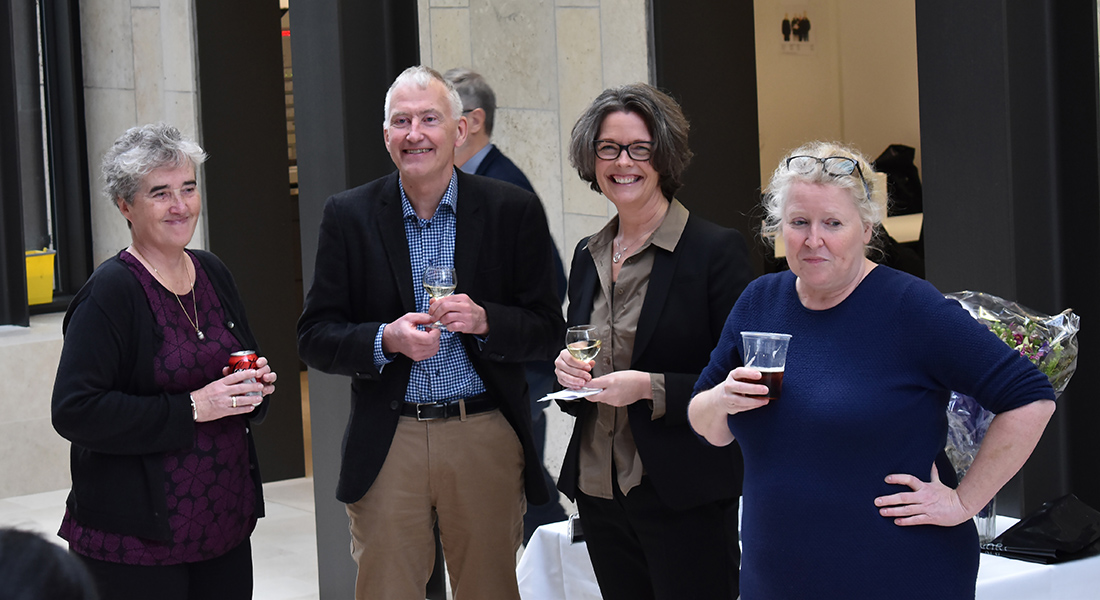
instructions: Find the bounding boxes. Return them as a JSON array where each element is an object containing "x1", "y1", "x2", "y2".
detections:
[
  {"x1": 552, "y1": 83, "x2": 753, "y2": 600},
  {"x1": 690, "y1": 141, "x2": 1056, "y2": 599}
]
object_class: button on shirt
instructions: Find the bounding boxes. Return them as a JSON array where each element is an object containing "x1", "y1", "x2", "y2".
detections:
[{"x1": 371, "y1": 170, "x2": 487, "y2": 403}]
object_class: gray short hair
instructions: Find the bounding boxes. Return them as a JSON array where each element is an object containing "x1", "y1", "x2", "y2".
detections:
[
  {"x1": 761, "y1": 141, "x2": 887, "y2": 252},
  {"x1": 443, "y1": 67, "x2": 497, "y2": 136},
  {"x1": 382, "y1": 66, "x2": 464, "y2": 130},
  {"x1": 568, "y1": 83, "x2": 692, "y2": 201},
  {"x1": 102, "y1": 123, "x2": 207, "y2": 206}
]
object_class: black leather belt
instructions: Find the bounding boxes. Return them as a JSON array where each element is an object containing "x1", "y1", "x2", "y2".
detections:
[{"x1": 401, "y1": 394, "x2": 497, "y2": 421}]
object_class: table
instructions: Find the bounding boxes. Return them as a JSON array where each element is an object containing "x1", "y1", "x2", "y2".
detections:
[
  {"x1": 976, "y1": 517, "x2": 1100, "y2": 600},
  {"x1": 517, "y1": 520, "x2": 601, "y2": 600},
  {"x1": 518, "y1": 516, "x2": 1100, "y2": 600}
]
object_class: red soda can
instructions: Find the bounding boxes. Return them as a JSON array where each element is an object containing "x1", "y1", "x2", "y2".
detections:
[{"x1": 228, "y1": 350, "x2": 262, "y2": 397}]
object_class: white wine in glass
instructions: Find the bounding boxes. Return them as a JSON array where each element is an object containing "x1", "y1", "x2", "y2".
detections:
[
  {"x1": 565, "y1": 325, "x2": 601, "y2": 361},
  {"x1": 423, "y1": 264, "x2": 457, "y2": 329}
]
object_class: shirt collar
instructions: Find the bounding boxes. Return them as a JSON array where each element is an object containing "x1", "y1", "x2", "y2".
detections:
[
  {"x1": 458, "y1": 143, "x2": 494, "y2": 175},
  {"x1": 399, "y1": 168, "x2": 460, "y2": 222},
  {"x1": 587, "y1": 198, "x2": 689, "y2": 256}
]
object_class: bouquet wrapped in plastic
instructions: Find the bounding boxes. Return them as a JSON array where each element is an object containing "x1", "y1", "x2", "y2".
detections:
[{"x1": 943, "y1": 291, "x2": 1080, "y2": 542}]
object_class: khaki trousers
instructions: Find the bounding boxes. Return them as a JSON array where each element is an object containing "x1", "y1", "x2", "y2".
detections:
[{"x1": 347, "y1": 408, "x2": 526, "y2": 600}]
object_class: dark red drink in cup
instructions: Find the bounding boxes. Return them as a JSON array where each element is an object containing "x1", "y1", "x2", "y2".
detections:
[
  {"x1": 228, "y1": 350, "x2": 262, "y2": 398},
  {"x1": 737, "y1": 367, "x2": 784, "y2": 400},
  {"x1": 737, "y1": 332, "x2": 791, "y2": 401}
]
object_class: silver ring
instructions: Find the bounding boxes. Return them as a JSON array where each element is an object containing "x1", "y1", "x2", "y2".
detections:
[{"x1": 232, "y1": 397, "x2": 237, "y2": 408}]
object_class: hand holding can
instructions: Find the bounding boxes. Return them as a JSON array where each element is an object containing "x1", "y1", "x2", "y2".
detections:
[{"x1": 228, "y1": 350, "x2": 263, "y2": 403}]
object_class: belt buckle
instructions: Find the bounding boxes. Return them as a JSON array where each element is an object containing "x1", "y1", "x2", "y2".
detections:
[{"x1": 416, "y1": 402, "x2": 436, "y2": 421}]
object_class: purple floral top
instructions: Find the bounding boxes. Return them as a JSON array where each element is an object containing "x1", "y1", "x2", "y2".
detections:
[{"x1": 59, "y1": 250, "x2": 256, "y2": 565}]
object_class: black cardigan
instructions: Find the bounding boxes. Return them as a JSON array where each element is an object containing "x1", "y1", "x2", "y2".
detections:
[{"x1": 51, "y1": 250, "x2": 267, "y2": 541}]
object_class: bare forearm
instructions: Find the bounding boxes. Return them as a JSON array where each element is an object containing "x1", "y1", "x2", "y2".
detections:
[{"x1": 955, "y1": 399, "x2": 1056, "y2": 516}]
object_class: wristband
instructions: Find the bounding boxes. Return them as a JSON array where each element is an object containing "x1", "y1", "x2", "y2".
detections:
[{"x1": 190, "y1": 394, "x2": 198, "y2": 422}]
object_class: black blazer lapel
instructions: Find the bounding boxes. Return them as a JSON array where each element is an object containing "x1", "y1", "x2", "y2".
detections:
[
  {"x1": 569, "y1": 241, "x2": 600, "y2": 325},
  {"x1": 633, "y1": 245, "x2": 677, "y2": 362},
  {"x1": 454, "y1": 173, "x2": 485, "y2": 297},
  {"x1": 376, "y1": 178, "x2": 416, "y2": 313}
]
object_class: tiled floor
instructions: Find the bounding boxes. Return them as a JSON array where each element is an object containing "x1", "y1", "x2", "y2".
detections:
[{"x1": 0, "y1": 478, "x2": 321, "y2": 600}]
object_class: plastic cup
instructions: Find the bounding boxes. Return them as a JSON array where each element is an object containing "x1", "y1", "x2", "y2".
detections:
[{"x1": 737, "y1": 331, "x2": 791, "y2": 400}]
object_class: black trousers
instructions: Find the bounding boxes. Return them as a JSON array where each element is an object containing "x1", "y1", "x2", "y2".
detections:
[
  {"x1": 575, "y1": 477, "x2": 739, "y2": 600},
  {"x1": 76, "y1": 538, "x2": 253, "y2": 600}
]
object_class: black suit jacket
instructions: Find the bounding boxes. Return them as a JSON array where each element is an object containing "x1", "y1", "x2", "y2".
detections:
[
  {"x1": 298, "y1": 169, "x2": 564, "y2": 505},
  {"x1": 475, "y1": 145, "x2": 534, "y2": 193},
  {"x1": 475, "y1": 145, "x2": 566, "y2": 303},
  {"x1": 557, "y1": 212, "x2": 753, "y2": 510}
]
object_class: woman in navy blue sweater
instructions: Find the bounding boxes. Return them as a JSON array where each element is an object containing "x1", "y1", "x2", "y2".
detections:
[{"x1": 689, "y1": 141, "x2": 1055, "y2": 600}]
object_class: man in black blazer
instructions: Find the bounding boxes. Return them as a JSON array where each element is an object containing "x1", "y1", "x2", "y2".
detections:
[
  {"x1": 444, "y1": 68, "x2": 569, "y2": 540},
  {"x1": 298, "y1": 66, "x2": 564, "y2": 600}
]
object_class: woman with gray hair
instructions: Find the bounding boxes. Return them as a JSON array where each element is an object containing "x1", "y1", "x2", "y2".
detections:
[
  {"x1": 51, "y1": 123, "x2": 277, "y2": 599},
  {"x1": 553, "y1": 83, "x2": 752, "y2": 599},
  {"x1": 689, "y1": 141, "x2": 1055, "y2": 599}
]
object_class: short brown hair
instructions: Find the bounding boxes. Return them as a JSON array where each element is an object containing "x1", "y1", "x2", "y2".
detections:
[{"x1": 568, "y1": 83, "x2": 692, "y2": 201}]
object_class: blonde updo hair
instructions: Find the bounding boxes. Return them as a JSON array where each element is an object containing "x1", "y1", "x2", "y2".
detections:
[{"x1": 761, "y1": 141, "x2": 888, "y2": 255}]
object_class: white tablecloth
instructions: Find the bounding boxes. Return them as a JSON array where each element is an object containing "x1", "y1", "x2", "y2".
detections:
[
  {"x1": 976, "y1": 517, "x2": 1100, "y2": 600},
  {"x1": 518, "y1": 516, "x2": 1100, "y2": 600},
  {"x1": 517, "y1": 520, "x2": 601, "y2": 600}
]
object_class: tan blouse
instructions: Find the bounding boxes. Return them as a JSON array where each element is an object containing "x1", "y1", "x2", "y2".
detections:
[{"x1": 576, "y1": 199, "x2": 689, "y2": 499}]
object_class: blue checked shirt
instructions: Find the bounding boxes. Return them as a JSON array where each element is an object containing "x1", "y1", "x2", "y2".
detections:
[{"x1": 371, "y1": 170, "x2": 488, "y2": 403}]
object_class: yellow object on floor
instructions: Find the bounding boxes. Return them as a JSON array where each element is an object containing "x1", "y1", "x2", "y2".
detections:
[{"x1": 25, "y1": 249, "x2": 55, "y2": 305}]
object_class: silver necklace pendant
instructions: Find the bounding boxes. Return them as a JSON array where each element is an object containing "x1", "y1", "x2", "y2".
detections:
[
  {"x1": 612, "y1": 251, "x2": 622, "y2": 264},
  {"x1": 197, "y1": 330, "x2": 205, "y2": 341}
]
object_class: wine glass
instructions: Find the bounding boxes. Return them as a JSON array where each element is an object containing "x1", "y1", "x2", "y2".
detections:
[
  {"x1": 565, "y1": 325, "x2": 601, "y2": 390},
  {"x1": 423, "y1": 264, "x2": 457, "y2": 330}
]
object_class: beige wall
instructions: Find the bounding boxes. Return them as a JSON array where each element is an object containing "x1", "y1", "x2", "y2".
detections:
[
  {"x1": 0, "y1": 0, "x2": 206, "y2": 498},
  {"x1": 417, "y1": 0, "x2": 650, "y2": 267},
  {"x1": 0, "y1": 314, "x2": 68, "y2": 497},
  {"x1": 755, "y1": 0, "x2": 920, "y2": 184},
  {"x1": 80, "y1": 0, "x2": 206, "y2": 267}
]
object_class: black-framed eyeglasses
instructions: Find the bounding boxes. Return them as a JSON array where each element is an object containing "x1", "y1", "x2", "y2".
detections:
[
  {"x1": 462, "y1": 108, "x2": 476, "y2": 114},
  {"x1": 786, "y1": 155, "x2": 871, "y2": 198},
  {"x1": 594, "y1": 140, "x2": 653, "y2": 161}
]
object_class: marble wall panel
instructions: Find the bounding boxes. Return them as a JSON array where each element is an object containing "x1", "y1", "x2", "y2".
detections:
[
  {"x1": 0, "y1": 418, "x2": 71, "y2": 498},
  {"x1": 494, "y1": 108, "x2": 564, "y2": 253},
  {"x1": 563, "y1": 212, "x2": 612, "y2": 258},
  {"x1": 430, "y1": 9, "x2": 472, "y2": 72},
  {"x1": 468, "y1": 0, "x2": 556, "y2": 111},
  {"x1": 599, "y1": 0, "x2": 650, "y2": 87},
  {"x1": 79, "y1": 0, "x2": 136, "y2": 90},
  {"x1": 131, "y1": 0, "x2": 160, "y2": 7},
  {"x1": 562, "y1": 172, "x2": 607, "y2": 217},
  {"x1": 0, "y1": 339, "x2": 62, "y2": 424},
  {"x1": 430, "y1": 0, "x2": 469, "y2": 7},
  {"x1": 161, "y1": 0, "x2": 197, "y2": 93},
  {"x1": 0, "y1": 315, "x2": 68, "y2": 497},
  {"x1": 419, "y1": 0, "x2": 434, "y2": 66},
  {"x1": 163, "y1": 90, "x2": 199, "y2": 141},
  {"x1": 556, "y1": 0, "x2": 600, "y2": 6},
  {"x1": 84, "y1": 88, "x2": 138, "y2": 265},
  {"x1": 132, "y1": 7, "x2": 164, "y2": 125},
  {"x1": 555, "y1": 8, "x2": 605, "y2": 216}
]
